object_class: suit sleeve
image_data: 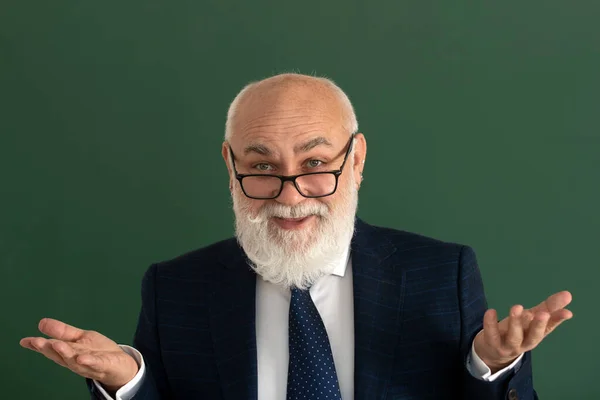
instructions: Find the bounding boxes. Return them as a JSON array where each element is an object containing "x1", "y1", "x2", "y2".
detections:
[
  {"x1": 86, "y1": 263, "x2": 169, "y2": 400},
  {"x1": 458, "y1": 246, "x2": 538, "y2": 400}
]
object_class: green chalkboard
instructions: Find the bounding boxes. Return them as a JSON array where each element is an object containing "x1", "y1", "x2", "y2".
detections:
[{"x1": 2, "y1": 1, "x2": 597, "y2": 398}]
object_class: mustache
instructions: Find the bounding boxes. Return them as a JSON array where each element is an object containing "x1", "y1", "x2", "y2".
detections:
[{"x1": 256, "y1": 202, "x2": 329, "y2": 220}]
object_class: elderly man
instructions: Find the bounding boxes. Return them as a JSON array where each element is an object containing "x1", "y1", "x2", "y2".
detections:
[{"x1": 21, "y1": 73, "x2": 572, "y2": 400}]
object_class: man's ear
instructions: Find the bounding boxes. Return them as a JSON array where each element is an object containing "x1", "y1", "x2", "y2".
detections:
[
  {"x1": 222, "y1": 142, "x2": 234, "y2": 190},
  {"x1": 352, "y1": 133, "x2": 367, "y2": 187}
]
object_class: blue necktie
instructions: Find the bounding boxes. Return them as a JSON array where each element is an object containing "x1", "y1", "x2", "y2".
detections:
[{"x1": 286, "y1": 287, "x2": 342, "y2": 400}]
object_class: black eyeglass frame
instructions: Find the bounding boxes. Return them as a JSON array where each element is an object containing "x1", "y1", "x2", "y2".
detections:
[{"x1": 228, "y1": 133, "x2": 356, "y2": 199}]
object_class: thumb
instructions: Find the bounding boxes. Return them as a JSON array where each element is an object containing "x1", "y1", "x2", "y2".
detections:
[{"x1": 39, "y1": 318, "x2": 85, "y2": 342}]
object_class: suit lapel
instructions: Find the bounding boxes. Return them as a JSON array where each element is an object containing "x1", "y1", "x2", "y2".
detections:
[
  {"x1": 210, "y1": 240, "x2": 258, "y2": 400},
  {"x1": 351, "y1": 219, "x2": 403, "y2": 400}
]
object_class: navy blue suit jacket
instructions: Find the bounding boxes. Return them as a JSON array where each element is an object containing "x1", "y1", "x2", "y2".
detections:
[{"x1": 88, "y1": 219, "x2": 537, "y2": 399}]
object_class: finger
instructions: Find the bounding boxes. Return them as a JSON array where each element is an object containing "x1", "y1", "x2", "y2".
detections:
[
  {"x1": 522, "y1": 312, "x2": 550, "y2": 349},
  {"x1": 49, "y1": 341, "x2": 113, "y2": 383},
  {"x1": 29, "y1": 338, "x2": 68, "y2": 368},
  {"x1": 483, "y1": 309, "x2": 502, "y2": 348},
  {"x1": 545, "y1": 309, "x2": 573, "y2": 334},
  {"x1": 52, "y1": 340, "x2": 78, "y2": 360},
  {"x1": 530, "y1": 291, "x2": 572, "y2": 314},
  {"x1": 52, "y1": 341, "x2": 97, "y2": 367},
  {"x1": 28, "y1": 337, "x2": 47, "y2": 351},
  {"x1": 38, "y1": 318, "x2": 85, "y2": 342},
  {"x1": 76, "y1": 351, "x2": 120, "y2": 374},
  {"x1": 20, "y1": 338, "x2": 40, "y2": 351},
  {"x1": 506, "y1": 305, "x2": 524, "y2": 348},
  {"x1": 51, "y1": 341, "x2": 94, "y2": 373},
  {"x1": 77, "y1": 353, "x2": 105, "y2": 369},
  {"x1": 520, "y1": 309, "x2": 535, "y2": 331}
]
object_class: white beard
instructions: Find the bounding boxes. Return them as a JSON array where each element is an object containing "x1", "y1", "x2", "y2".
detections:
[{"x1": 232, "y1": 173, "x2": 358, "y2": 290}]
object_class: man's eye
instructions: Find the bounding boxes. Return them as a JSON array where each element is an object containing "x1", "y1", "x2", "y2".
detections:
[
  {"x1": 254, "y1": 163, "x2": 273, "y2": 171},
  {"x1": 307, "y1": 160, "x2": 323, "y2": 168}
]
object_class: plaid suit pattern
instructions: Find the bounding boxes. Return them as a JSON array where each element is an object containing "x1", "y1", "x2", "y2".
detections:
[{"x1": 86, "y1": 219, "x2": 537, "y2": 399}]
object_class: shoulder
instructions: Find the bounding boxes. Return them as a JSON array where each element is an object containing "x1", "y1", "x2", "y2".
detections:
[
  {"x1": 355, "y1": 220, "x2": 482, "y2": 297},
  {"x1": 144, "y1": 236, "x2": 241, "y2": 282},
  {"x1": 355, "y1": 218, "x2": 469, "y2": 254},
  {"x1": 353, "y1": 219, "x2": 477, "y2": 274}
]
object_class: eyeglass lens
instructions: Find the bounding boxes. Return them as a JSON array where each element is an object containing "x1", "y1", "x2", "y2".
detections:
[{"x1": 241, "y1": 173, "x2": 337, "y2": 198}]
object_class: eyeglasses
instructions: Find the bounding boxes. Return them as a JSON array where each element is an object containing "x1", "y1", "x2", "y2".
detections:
[{"x1": 228, "y1": 134, "x2": 355, "y2": 199}]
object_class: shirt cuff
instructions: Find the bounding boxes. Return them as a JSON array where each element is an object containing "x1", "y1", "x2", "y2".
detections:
[
  {"x1": 92, "y1": 345, "x2": 146, "y2": 400},
  {"x1": 467, "y1": 333, "x2": 523, "y2": 382}
]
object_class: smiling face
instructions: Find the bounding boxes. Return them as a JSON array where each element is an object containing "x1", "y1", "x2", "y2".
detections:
[{"x1": 222, "y1": 74, "x2": 367, "y2": 289}]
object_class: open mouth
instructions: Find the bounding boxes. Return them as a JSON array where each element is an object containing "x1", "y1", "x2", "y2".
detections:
[{"x1": 272, "y1": 215, "x2": 313, "y2": 229}]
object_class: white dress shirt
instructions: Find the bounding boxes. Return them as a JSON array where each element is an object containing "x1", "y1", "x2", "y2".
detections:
[{"x1": 94, "y1": 252, "x2": 523, "y2": 400}]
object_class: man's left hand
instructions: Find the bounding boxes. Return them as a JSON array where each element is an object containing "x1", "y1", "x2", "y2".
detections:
[{"x1": 474, "y1": 290, "x2": 573, "y2": 373}]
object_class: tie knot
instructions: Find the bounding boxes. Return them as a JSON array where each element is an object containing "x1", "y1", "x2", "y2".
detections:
[
  {"x1": 291, "y1": 287, "x2": 310, "y2": 295},
  {"x1": 290, "y1": 287, "x2": 313, "y2": 305}
]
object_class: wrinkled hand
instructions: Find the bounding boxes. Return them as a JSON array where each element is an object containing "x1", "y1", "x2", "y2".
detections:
[
  {"x1": 474, "y1": 290, "x2": 573, "y2": 373},
  {"x1": 20, "y1": 318, "x2": 139, "y2": 393}
]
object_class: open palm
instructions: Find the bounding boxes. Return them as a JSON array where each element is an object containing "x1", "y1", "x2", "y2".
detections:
[
  {"x1": 474, "y1": 290, "x2": 573, "y2": 371},
  {"x1": 20, "y1": 318, "x2": 138, "y2": 391}
]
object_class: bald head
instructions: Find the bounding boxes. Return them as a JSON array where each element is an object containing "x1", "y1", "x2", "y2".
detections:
[{"x1": 224, "y1": 73, "x2": 358, "y2": 141}]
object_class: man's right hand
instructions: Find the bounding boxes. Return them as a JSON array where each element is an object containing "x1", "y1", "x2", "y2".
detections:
[{"x1": 20, "y1": 318, "x2": 139, "y2": 393}]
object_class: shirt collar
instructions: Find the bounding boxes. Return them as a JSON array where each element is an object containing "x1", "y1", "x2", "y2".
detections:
[{"x1": 331, "y1": 246, "x2": 350, "y2": 277}]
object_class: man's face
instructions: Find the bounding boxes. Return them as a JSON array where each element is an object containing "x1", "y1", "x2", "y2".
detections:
[{"x1": 222, "y1": 82, "x2": 366, "y2": 288}]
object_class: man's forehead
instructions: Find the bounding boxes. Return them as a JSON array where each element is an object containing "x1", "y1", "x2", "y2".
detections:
[
  {"x1": 231, "y1": 116, "x2": 345, "y2": 153},
  {"x1": 233, "y1": 81, "x2": 344, "y2": 128},
  {"x1": 228, "y1": 76, "x2": 351, "y2": 154},
  {"x1": 240, "y1": 135, "x2": 336, "y2": 156}
]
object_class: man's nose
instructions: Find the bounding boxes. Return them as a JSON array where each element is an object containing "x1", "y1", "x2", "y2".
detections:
[{"x1": 275, "y1": 180, "x2": 305, "y2": 206}]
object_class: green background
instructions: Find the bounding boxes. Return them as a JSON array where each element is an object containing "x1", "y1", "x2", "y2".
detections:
[{"x1": 2, "y1": 0, "x2": 597, "y2": 398}]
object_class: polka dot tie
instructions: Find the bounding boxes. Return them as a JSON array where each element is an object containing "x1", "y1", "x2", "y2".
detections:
[{"x1": 286, "y1": 287, "x2": 342, "y2": 400}]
